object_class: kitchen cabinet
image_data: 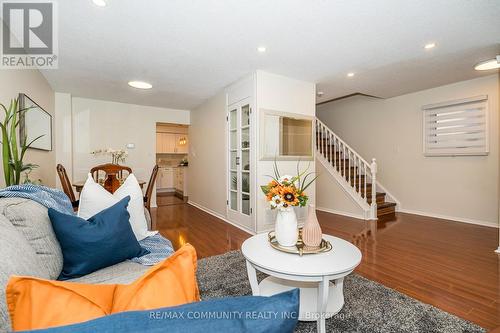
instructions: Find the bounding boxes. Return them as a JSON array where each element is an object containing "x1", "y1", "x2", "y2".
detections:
[
  {"x1": 156, "y1": 133, "x2": 188, "y2": 154},
  {"x1": 156, "y1": 133, "x2": 162, "y2": 153},
  {"x1": 156, "y1": 133, "x2": 176, "y2": 153},
  {"x1": 174, "y1": 167, "x2": 188, "y2": 197},
  {"x1": 175, "y1": 134, "x2": 189, "y2": 154},
  {"x1": 156, "y1": 167, "x2": 175, "y2": 191}
]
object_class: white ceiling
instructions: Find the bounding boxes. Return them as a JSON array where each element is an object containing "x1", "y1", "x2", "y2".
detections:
[{"x1": 41, "y1": 0, "x2": 500, "y2": 110}]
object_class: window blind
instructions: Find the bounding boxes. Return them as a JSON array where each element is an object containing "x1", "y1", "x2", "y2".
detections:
[{"x1": 422, "y1": 95, "x2": 488, "y2": 156}]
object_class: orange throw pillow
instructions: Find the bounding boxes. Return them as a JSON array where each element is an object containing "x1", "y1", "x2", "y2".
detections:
[{"x1": 6, "y1": 244, "x2": 199, "y2": 331}]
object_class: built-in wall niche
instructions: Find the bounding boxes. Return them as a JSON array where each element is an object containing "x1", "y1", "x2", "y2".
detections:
[{"x1": 260, "y1": 109, "x2": 314, "y2": 160}]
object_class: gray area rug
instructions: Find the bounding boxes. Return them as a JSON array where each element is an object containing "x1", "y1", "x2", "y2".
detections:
[{"x1": 197, "y1": 251, "x2": 485, "y2": 333}]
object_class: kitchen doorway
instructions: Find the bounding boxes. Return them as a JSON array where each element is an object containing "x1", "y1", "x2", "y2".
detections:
[{"x1": 156, "y1": 123, "x2": 189, "y2": 206}]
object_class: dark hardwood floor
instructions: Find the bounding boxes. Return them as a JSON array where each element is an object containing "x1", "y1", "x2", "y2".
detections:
[
  {"x1": 151, "y1": 203, "x2": 500, "y2": 330},
  {"x1": 156, "y1": 192, "x2": 187, "y2": 206}
]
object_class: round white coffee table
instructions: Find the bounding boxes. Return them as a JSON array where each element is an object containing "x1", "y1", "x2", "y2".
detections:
[{"x1": 241, "y1": 233, "x2": 362, "y2": 333}]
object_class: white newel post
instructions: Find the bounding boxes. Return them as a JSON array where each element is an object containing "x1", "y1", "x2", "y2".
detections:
[{"x1": 370, "y1": 158, "x2": 377, "y2": 220}]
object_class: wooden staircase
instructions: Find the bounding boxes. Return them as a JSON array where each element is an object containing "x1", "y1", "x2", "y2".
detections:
[
  {"x1": 315, "y1": 118, "x2": 397, "y2": 220},
  {"x1": 327, "y1": 150, "x2": 396, "y2": 218}
]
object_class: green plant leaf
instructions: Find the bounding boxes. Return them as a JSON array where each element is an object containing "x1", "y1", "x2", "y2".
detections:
[
  {"x1": 0, "y1": 98, "x2": 41, "y2": 186},
  {"x1": 296, "y1": 159, "x2": 301, "y2": 190},
  {"x1": 301, "y1": 174, "x2": 319, "y2": 193},
  {"x1": 260, "y1": 185, "x2": 270, "y2": 195},
  {"x1": 1, "y1": 109, "x2": 12, "y2": 186},
  {"x1": 10, "y1": 99, "x2": 20, "y2": 183},
  {"x1": 0, "y1": 103, "x2": 9, "y2": 117},
  {"x1": 20, "y1": 163, "x2": 39, "y2": 172},
  {"x1": 263, "y1": 174, "x2": 279, "y2": 182},
  {"x1": 273, "y1": 157, "x2": 280, "y2": 179},
  {"x1": 20, "y1": 134, "x2": 44, "y2": 161}
]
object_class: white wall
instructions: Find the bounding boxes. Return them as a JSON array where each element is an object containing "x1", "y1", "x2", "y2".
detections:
[
  {"x1": 497, "y1": 71, "x2": 500, "y2": 252},
  {"x1": 188, "y1": 71, "x2": 316, "y2": 232},
  {"x1": 255, "y1": 71, "x2": 316, "y2": 232},
  {"x1": 316, "y1": 161, "x2": 365, "y2": 219},
  {"x1": 0, "y1": 70, "x2": 55, "y2": 187},
  {"x1": 317, "y1": 75, "x2": 499, "y2": 228},
  {"x1": 188, "y1": 91, "x2": 228, "y2": 217},
  {"x1": 56, "y1": 96, "x2": 190, "y2": 206},
  {"x1": 55, "y1": 92, "x2": 73, "y2": 186}
]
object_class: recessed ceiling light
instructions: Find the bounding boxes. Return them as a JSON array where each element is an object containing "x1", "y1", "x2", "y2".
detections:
[
  {"x1": 317, "y1": 91, "x2": 324, "y2": 97},
  {"x1": 128, "y1": 81, "x2": 152, "y2": 89},
  {"x1": 424, "y1": 42, "x2": 436, "y2": 49},
  {"x1": 474, "y1": 56, "x2": 500, "y2": 71},
  {"x1": 347, "y1": 72, "x2": 355, "y2": 77},
  {"x1": 257, "y1": 46, "x2": 266, "y2": 53},
  {"x1": 92, "y1": 0, "x2": 106, "y2": 7}
]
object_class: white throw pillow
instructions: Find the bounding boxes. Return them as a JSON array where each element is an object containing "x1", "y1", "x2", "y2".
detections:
[{"x1": 78, "y1": 173, "x2": 157, "y2": 241}]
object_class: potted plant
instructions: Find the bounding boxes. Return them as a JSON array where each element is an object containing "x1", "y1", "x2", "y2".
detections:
[
  {"x1": 0, "y1": 98, "x2": 43, "y2": 186},
  {"x1": 260, "y1": 160, "x2": 318, "y2": 246}
]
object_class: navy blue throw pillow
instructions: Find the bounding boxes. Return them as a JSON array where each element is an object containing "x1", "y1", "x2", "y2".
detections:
[
  {"x1": 48, "y1": 196, "x2": 149, "y2": 280},
  {"x1": 22, "y1": 289, "x2": 300, "y2": 333}
]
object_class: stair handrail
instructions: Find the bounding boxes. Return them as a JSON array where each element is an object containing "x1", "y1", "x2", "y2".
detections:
[
  {"x1": 315, "y1": 118, "x2": 378, "y2": 219},
  {"x1": 315, "y1": 118, "x2": 370, "y2": 167}
]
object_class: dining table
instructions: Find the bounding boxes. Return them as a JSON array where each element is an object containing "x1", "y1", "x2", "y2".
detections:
[{"x1": 72, "y1": 179, "x2": 146, "y2": 194}]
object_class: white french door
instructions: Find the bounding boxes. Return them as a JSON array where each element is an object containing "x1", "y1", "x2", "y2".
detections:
[{"x1": 227, "y1": 98, "x2": 253, "y2": 230}]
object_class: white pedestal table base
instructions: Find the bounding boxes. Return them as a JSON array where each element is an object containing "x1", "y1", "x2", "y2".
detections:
[{"x1": 258, "y1": 276, "x2": 345, "y2": 322}]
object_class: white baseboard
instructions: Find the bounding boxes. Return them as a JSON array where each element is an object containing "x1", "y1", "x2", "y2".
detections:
[
  {"x1": 157, "y1": 188, "x2": 175, "y2": 193},
  {"x1": 187, "y1": 200, "x2": 255, "y2": 235},
  {"x1": 316, "y1": 206, "x2": 365, "y2": 220},
  {"x1": 316, "y1": 206, "x2": 499, "y2": 229},
  {"x1": 398, "y1": 208, "x2": 499, "y2": 229}
]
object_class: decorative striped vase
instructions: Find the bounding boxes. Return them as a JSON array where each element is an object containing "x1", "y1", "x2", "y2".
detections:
[{"x1": 302, "y1": 204, "x2": 322, "y2": 247}]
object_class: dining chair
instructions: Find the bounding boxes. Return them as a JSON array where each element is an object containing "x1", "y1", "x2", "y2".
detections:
[
  {"x1": 144, "y1": 165, "x2": 159, "y2": 215},
  {"x1": 90, "y1": 163, "x2": 132, "y2": 193},
  {"x1": 56, "y1": 164, "x2": 79, "y2": 210}
]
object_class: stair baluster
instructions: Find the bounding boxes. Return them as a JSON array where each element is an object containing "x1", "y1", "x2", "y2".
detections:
[
  {"x1": 314, "y1": 118, "x2": 394, "y2": 220},
  {"x1": 332, "y1": 136, "x2": 336, "y2": 169},
  {"x1": 370, "y1": 158, "x2": 378, "y2": 218},
  {"x1": 363, "y1": 164, "x2": 367, "y2": 199},
  {"x1": 348, "y1": 151, "x2": 351, "y2": 184}
]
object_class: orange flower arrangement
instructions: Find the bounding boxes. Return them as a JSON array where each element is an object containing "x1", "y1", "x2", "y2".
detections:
[{"x1": 261, "y1": 161, "x2": 317, "y2": 211}]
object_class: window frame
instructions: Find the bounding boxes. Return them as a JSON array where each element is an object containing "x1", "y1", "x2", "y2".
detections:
[{"x1": 422, "y1": 95, "x2": 489, "y2": 157}]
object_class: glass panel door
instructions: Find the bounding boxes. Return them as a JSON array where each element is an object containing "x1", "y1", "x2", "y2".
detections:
[
  {"x1": 229, "y1": 108, "x2": 238, "y2": 212},
  {"x1": 240, "y1": 104, "x2": 250, "y2": 216},
  {"x1": 227, "y1": 99, "x2": 252, "y2": 229}
]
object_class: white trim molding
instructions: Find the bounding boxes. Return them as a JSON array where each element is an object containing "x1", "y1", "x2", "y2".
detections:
[
  {"x1": 187, "y1": 200, "x2": 255, "y2": 235},
  {"x1": 398, "y1": 208, "x2": 499, "y2": 229},
  {"x1": 316, "y1": 206, "x2": 365, "y2": 220},
  {"x1": 495, "y1": 247, "x2": 500, "y2": 254},
  {"x1": 316, "y1": 205, "x2": 499, "y2": 230}
]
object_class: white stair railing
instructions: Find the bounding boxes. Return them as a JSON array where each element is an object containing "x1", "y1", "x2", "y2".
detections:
[{"x1": 315, "y1": 118, "x2": 378, "y2": 220}]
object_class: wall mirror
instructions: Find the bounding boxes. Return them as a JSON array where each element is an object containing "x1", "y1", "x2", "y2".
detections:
[
  {"x1": 260, "y1": 109, "x2": 313, "y2": 160},
  {"x1": 19, "y1": 93, "x2": 52, "y2": 151}
]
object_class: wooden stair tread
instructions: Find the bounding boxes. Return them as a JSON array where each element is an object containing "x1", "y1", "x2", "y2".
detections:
[
  {"x1": 377, "y1": 202, "x2": 396, "y2": 209},
  {"x1": 377, "y1": 201, "x2": 397, "y2": 217},
  {"x1": 317, "y1": 131, "x2": 396, "y2": 218}
]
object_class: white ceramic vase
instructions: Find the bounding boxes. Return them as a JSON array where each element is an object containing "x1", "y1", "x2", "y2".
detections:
[{"x1": 275, "y1": 207, "x2": 299, "y2": 247}]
